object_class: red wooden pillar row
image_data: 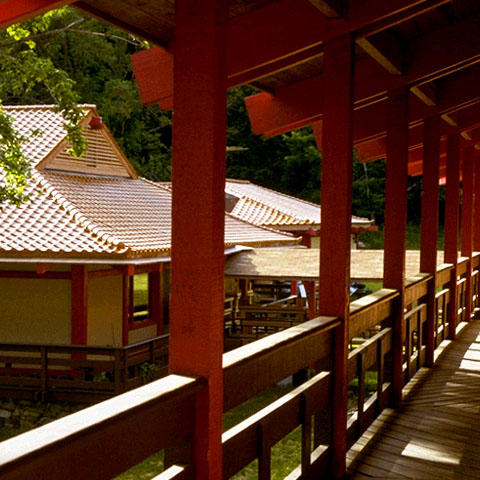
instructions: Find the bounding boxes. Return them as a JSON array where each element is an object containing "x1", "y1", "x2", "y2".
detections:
[
  {"x1": 316, "y1": 34, "x2": 354, "y2": 479},
  {"x1": 383, "y1": 87, "x2": 409, "y2": 408},
  {"x1": 461, "y1": 146, "x2": 475, "y2": 321},
  {"x1": 474, "y1": 157, "x2": 480, "y2": 252},
  {"x1": 444, "y1": 134, "x2": 461, "y2": 339},
  {"x1": 420, "y1": 115, "x2": 440, "y2": 366},
  {"x1": 71, "y1": 265, "x2": 88, "y2": 345},
  {"x1": 168, "y1": 1, "x2": 227, "y2": 478}
]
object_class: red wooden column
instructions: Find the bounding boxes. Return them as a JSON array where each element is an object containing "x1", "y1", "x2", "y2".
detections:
[
  {"x1": 461, "y1": 145, "x2": 475, "y2": 321},
  {"x1": 71, "y1": 265, "x2": 88, "y2": 345},
  {"x1": 474, "y1": 157, "x2": 480, "y2": 252},
  {"x1": 150, "y1": 264, "x2": 164, "y2": 335},
  {"x1": 420, "y1": 115, "x2": 440, "y2": 366},
  {"x1": 168, "y1": 1, "x2": 227, "y2": 479},
  {"x1": 383, "y1": 87, "x2": 409, "y2": 408},
  {"x1": 317, "y1": 34, "x2": 354, "y2": 479},
  {"x1": 444, "y1": 134, "x2": 461, "y2": 339}
]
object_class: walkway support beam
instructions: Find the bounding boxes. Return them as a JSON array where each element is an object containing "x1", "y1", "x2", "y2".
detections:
[
  {"x1": 168, "y1": 1, "x2": 227, "y2": 478},
  {"x1": 461, "y1": 145, "x2": 475, "y2": 322},
  {"x1": 317, "y1": 34, "x2": 354, "y2": 479},
  {"x1": 445, "y1": 134, "x2": 461, "y2": 339},
  {"x1": 420, "y1": 115, "x2": 440, "y2": 366},
  {"x1": 384, "y1": 87, "x2": 409, "y2": 408}
]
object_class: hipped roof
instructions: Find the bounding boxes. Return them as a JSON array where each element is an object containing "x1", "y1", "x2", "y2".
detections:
[{"x1": 0, "y1": 105, "x2": 298, "y2": 261}]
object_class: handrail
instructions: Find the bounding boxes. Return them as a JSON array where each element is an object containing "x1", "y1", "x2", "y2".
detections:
[
  {"x1": 404, "y1": 273, "x2": 430, "y2": 305},
  {"x1": 223, "y1": 316, "x2": 339, "y2": 411},
  {"x1": 349, "y1": 289, "x2": 398, "y2": 340},
  {"x1": 0, "y1": 375, "x2": 201, "y2": 480}
]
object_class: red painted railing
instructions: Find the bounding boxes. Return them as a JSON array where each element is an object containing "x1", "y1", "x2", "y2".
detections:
[{"x1": 0, "y1": 258, "x2": 479, "y2": 479}]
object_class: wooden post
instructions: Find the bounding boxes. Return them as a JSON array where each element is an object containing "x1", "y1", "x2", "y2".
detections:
[
  {"x1": 150, "y1": 264, "x2": 164, "y2": 335},
  {"x1": 420, "y1": 115, "x2": 440, "y2": 366},
  {"x1": 461, "y1": 145, "x2": 475, "y2": 321},
  {"x1": 474, "y1": 157, "x2": 480, "y2": 252},
  {"x1": 383, "y1": 87, "x2": 409, "y2": 408},
  {"x1": 316, "y1": 34, "x2": 354, "y2": 479},
  {"x1": 168, "y1": 1, "x2": 227, "y2": 479},
  {"x1": 305, "y1": 281, "x2": 316, "y2": 318},
  {"x1": 121, "y1": 273, "x2": 129, "y2": 346},
  {"x1": 445, "y1": 134, "x2": 460, "y2": 339},
  {"x1": 71, "y1": 265, "x2": 88, "y2": 345}
]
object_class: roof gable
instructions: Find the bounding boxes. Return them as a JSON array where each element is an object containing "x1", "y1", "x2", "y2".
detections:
[
  {"x1": 39, "y1": 125, "x2": 137, "y2": 178},
  {"x1": 3, "y1": 105, "x2": 137, "y2": 178}
]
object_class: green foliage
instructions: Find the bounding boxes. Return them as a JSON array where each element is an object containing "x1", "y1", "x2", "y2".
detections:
[{"x1": 0, "y1": 9, "x2": 88, "y2": 204}]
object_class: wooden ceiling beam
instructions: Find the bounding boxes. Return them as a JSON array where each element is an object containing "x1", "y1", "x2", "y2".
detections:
[
  {"x1": 357, "y1": 102, "x2": 480, "y2": 162},
  {"x1": 356, "y1": 31, "x2": 405, "y2": 75},
  {"x1": 132, "y1": 0, "x2": 448, "y2": 107},
  {"x1": 411, "y1": 83, "x2": 438, "y2": 106},
  {"x1": 246, "y1": 14, "x2": 480, "y2": 137},
  {"x1": 0, "y1": 0, "x2": 75, "y2": 29},
  {"x1": 308, "y1": 0, "x2": 345, "y2": 17}
]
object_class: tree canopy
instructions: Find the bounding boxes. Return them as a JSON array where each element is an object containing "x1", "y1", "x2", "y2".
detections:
[{"x1": 0, "y1": 6, "x2": 417, "y2": 227}]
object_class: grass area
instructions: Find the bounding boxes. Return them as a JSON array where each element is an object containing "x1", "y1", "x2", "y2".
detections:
[
  {"x1": 134, "y1": 273, "x2": 149, "y2": 306},
  {"x1": 359, "y1": 224, "x2": 445, "y2": 250},
  {"x1": 116, "y1": 384, "x2": 298, "y2": 479}
]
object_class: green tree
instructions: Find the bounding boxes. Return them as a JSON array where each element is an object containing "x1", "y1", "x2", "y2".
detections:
[{"x1": 0, "y1": 9, "x2": 87, "y2": 204}]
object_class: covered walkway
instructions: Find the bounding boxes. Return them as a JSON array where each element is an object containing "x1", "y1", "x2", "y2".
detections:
[{"x1": 348, "y1": 319, "x2": 480, "y2": 479}]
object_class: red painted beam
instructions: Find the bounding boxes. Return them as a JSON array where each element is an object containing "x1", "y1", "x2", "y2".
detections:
[
  {"x1": 0, "y1": 0, "x2": 74, "y2": 28},
  {"x1": 420, "y1": 115, "x2": 440, "y2": 366},
  {"x1": 357, "y1": 102, "x2": 480, "y2": 163},
  {"x1": 316, "y1": 35, "x2": 353, "y2": 479},
  {"x1": 444, "y1": 135, "x2": 460, "y2": 339},
  {"x1": 246, "y1": 15, "x2": 480, "y2": 138},
  {"x1": 383, "y1": 87, "x2": 409, "y2": 407},
  {"x1": 168, "y1": 1, "x2": 227, "y2": 478},
  {"x1": 132, "y1": 0, "x2": 449, "y2": 108}
]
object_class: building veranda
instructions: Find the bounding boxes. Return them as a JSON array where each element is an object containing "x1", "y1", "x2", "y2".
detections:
[{"x1": 2, "y1": 1, "x2": 480, "y2": 480}]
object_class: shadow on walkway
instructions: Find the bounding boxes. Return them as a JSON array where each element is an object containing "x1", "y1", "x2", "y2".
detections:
[{"x1": 346, "y1": 320, "x2": 480, "y2": 479}]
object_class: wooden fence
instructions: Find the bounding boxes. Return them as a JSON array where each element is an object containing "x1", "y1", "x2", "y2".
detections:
[
  {"x1": 0, "y1": 334, "x2": 169, "y2": 402},
  {"x1": 0, "y1": 256, "x2": 479, "y2": 479}
]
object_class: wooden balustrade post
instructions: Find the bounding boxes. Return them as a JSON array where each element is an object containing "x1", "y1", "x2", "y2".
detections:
[
  {"x1": 445, "y1": 135, "x2": 461, "y2": 339},
  {"x1": 461, "y1": 146, "x2": 475, "y2": 322},
  {"x1": 420, "y1": 115, "x2": 440, "y2": 366},
  {"x1": 167, "y1": 1, "x2": 227, "y2": 478},
  {"x1": 383, "y1": 87, "x2": 409, "y2": 408},
  {"x1": 40, "y1": 346, "x2": 48, "y2": 402},
  {"x1": 316, "y1": 34, "x2": 354, "y2": 479}
]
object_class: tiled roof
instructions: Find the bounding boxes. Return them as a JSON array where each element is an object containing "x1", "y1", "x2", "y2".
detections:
[
  {"x1": 2, "y1": 105, "x2": 95, "y2": 167},
  {"x1": 225, "y1": 179, "x2": 373, "y2": 229},
  {"x1": 0, "y1": 105, "x2": 297, "y2": 259}
]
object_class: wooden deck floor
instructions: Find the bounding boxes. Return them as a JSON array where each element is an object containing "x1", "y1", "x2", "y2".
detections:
[{"x1": 347, "y1": 320, "x2": 480, "y2": 479}]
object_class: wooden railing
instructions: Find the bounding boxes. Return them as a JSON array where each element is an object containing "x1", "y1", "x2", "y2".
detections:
[
  {"x1": 0, "y1": 334, "x2": 169, "y2": 402},
  {"x1": 1, "y1": 257, "x2": 480, "y2": 479}
]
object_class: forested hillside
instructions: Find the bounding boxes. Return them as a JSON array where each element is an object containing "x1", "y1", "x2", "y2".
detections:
[{"x1": 0, "y1": 6, "x2": 433, "y2": 226}]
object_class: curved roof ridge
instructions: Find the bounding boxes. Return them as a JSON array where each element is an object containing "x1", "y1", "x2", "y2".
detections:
[{"x1": 225, "y1": 210, "x2": 297, "y2": 238}]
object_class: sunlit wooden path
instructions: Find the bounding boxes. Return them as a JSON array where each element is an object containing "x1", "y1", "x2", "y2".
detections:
[{"x1": 347, "y1": 320, "x2": 480, "y2": 479}]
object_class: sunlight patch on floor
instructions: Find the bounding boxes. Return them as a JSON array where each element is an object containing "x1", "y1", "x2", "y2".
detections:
[{"x1": 401, "y1": 442, "x2": 460, "y2": 466}]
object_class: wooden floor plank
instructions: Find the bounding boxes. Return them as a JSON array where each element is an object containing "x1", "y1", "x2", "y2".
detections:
[{"x1": 347, "y1": 320, "x2": 480, "y2": 480}]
